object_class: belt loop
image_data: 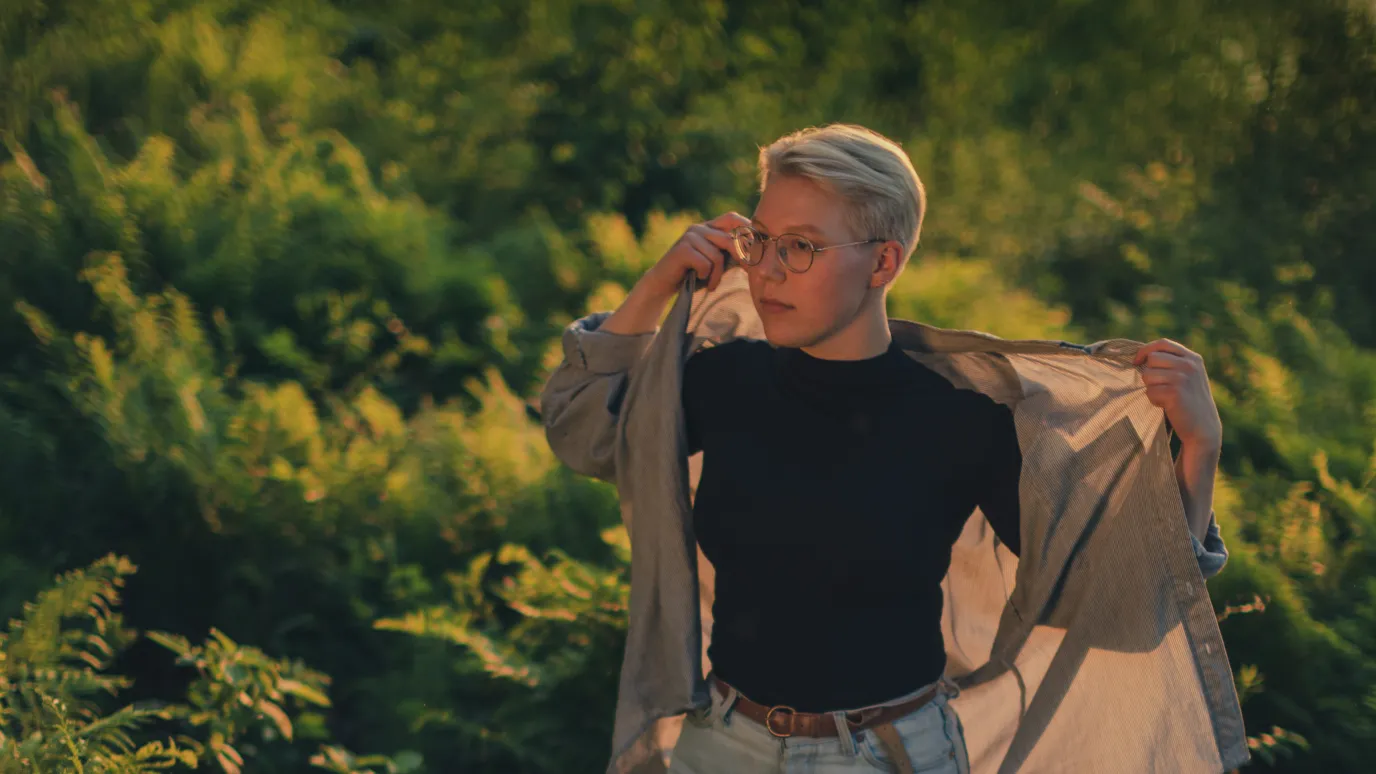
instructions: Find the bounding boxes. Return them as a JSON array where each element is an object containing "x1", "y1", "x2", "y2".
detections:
[
  {"x1": 711, "y1": 679, "x2": 739, "y2": 727},
  {"x1": 830, "y1": 711, "x2": 858, "y2": 757},
  {"x1": 939, "y1": 674, "x2": 962, "y2": 701}
]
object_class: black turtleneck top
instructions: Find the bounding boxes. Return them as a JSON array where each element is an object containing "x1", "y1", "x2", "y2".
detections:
[{"x1": 682, "y1": 338, "x2": 1023, "y2": 712}]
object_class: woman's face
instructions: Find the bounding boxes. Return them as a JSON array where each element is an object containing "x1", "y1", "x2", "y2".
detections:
[{"x1": 745, "y1": 175, "x2": 886, "y2": 350}]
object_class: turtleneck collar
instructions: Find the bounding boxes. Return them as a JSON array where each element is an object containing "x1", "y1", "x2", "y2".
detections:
[{"x1": 774, "y1": 339, "x2": 910, "y2": 387}]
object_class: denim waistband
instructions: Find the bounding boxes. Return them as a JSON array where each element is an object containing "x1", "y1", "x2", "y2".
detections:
[{"x1": 709, "y1": 672, "x2": 949, "y2": 715}]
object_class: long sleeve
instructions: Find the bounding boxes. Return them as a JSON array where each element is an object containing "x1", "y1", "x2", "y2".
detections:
[{"x1": 539, "y1": 312, "x2": 654, "y2": 483}]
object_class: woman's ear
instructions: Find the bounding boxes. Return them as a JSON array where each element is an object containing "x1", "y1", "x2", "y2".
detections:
[{"x1": 870, "y1": 241, "x2": 903, "y2": 288}]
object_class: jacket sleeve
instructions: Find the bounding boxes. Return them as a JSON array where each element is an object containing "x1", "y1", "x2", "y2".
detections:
[
  {"x1": 1192, "y1": 512, "x2": 1229, "y2": 579},
  {"x1": 538, "y1": 312, "x2": 655, "y2": 483}
]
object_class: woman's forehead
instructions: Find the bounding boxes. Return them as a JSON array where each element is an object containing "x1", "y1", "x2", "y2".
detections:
[
  {"x1": 752, "y1": 177, "x2": 849, "y2": 237},
  {"x1": 749, "y1": 216, "x2": 825, "y2": 239}
]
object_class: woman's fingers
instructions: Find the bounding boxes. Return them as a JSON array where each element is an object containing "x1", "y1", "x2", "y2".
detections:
[
  {"x1": 707, "y1": 211, "x2": 752, "y2": 232},
  {"x1": 668, "y1": 213, "x2": 746, "y2": 293},
  {"x1": 684, "y1": 231, "x2": 728, "y2": 290},
  {"x1": 1139, "y1": 351, "x2": 1192, "y2": 371},
  {"x1": 1140, "y1": 367, "x2": 1183, "y2": 386},
  {"x1": 1133, "y1": 338, "x2": 1203, "y2": 366},
  {"x1": 690, "y1": 223, "x2": 736, "y2": 256}
]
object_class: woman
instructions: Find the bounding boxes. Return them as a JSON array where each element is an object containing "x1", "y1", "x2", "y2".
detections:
[{"x1": 541, "y1": 124, "x2": 1239, "y2": 774}]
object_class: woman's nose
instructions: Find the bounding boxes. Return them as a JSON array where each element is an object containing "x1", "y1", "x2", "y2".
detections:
[{"x1": 753, "y1": 245, "x2": 788, "y2": 281}]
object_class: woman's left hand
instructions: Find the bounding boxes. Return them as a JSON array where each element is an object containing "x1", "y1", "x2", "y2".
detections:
[{"x1": 1133, "y1": 339, "x2": 1223, "y2": 452}]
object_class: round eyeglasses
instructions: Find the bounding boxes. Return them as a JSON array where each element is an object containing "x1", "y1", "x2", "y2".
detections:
[{"x1": 729, "y1": 226, "x2": 885, "y2": 273}]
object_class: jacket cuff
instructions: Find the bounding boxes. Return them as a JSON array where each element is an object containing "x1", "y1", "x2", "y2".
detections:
[
  {"x1": 1191, "y1": 511, "x2": 1228, "y2": 579},
  {"x1": 561, "y1": 313, "x2": 655, "y2": 375}
]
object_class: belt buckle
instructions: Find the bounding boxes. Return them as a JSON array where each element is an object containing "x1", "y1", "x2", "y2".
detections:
[{"x1": 764, "y1": 705, "x2": 797, "y2": 738}]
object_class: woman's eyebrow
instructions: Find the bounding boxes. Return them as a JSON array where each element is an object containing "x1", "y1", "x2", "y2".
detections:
[{"x1": 750, "y1": 218, "x2": 824, "y2": 238}]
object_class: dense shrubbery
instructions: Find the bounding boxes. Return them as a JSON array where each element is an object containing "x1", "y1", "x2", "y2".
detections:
[{"x1": 2, "y1": 0, "x2": 1374, "y2": 770}]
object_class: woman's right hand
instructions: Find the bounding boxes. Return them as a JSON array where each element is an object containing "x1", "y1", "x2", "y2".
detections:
[
  {"x1": 639, "y1": 212, "x2": 752, "y2": 298},
  {"x1": 600, "y1": 212, "x2": 752, "y2": 335}
]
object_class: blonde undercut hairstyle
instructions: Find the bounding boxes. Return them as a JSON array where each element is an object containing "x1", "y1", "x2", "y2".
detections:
[{"x1": 758, "y1": 124, "x2": 925, "y2": 265}]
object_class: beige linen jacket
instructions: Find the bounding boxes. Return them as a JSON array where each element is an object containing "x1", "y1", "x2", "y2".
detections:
[{"x1": 540, "y1": 271, "x2": 1246, "y2": 774}]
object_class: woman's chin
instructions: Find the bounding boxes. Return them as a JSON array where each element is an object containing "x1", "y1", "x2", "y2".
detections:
[{"x1": 760, "y1": 321, "x2": 808, "y2": 349}]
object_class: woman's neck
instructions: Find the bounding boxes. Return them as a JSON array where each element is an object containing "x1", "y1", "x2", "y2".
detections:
[{"x1": 800, "y1": 297, "x2": 892, "y2": 361}]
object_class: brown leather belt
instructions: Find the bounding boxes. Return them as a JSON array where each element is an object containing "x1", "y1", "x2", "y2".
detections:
[{"x1": 711, "y1": 677, "x2": 938, "y2": 739}]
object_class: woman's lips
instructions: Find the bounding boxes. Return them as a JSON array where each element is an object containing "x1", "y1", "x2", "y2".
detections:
[{"x1": 759, "y1": 299, "x2": 794, "y2": 313}]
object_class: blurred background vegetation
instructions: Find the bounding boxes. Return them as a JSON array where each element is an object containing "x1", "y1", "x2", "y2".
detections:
[{"x1": 0, "y1": 0, "x2": 1373, "y2": 771}]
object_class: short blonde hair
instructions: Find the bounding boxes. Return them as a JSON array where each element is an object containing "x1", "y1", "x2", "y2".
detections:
[{"x1": 758, "y1": 124, "x2": 925, "y2": 263}]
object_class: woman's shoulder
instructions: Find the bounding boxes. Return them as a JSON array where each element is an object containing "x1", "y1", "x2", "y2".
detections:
[
  {"x1": 684, "y1": 338, "x2": 773, "y2": 393},
  {"x1": 682, "y1": 339, "x2": 773, "y2": 438},
  {"x1": 687, "y1": 337, "x2": 773, "y2": 370}
]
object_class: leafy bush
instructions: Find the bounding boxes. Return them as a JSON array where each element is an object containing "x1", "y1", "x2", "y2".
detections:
[
  {"x1": 0, "y1": 553, "x2": 410, "y2": 774},
  {"x1": 2, "y1": 0, "x2": 1376, "y2": 771}
]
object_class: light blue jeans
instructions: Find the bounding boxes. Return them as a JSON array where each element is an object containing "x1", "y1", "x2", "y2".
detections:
[{"x1": 667, "y1": 677, "x2": 971, "y2": 774}]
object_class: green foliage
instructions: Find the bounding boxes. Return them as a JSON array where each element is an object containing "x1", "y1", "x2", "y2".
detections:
[
  {"x1": 0, "y1": 554, "x2": 411, "y2": 773},
  {"x1": 887, "y1": 256, "x2": 1078, "y2": 342},
  {"x1": 2, "y1": 90, "x2": 506, "y2": 409},
  {"x1": 9, "y1": 245, "x2": 617, "y2": 768},
  {"x1": 373, "y1": 526, "x2": 630, "y2": 772},
  {"x1": 310, "y1": 745, "x2": 422, "y2": 774},
  {"x1": 0, "y1": 555, "x2": 194, "y2": 773},
  {"x1": 2, "y1": 0, "x2": 1375, "y2": 771},
  {"x1": 147, "y1": 628, "x2": 333, "y2": 772}
]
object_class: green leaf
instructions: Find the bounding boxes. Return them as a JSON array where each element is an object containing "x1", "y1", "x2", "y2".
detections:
[
  {"x1": 278, "y1": 678, "x2": 331, "y2": 708},
  {"x1": 256, "y1": 700, "x2": 293, "y2": 741}
]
